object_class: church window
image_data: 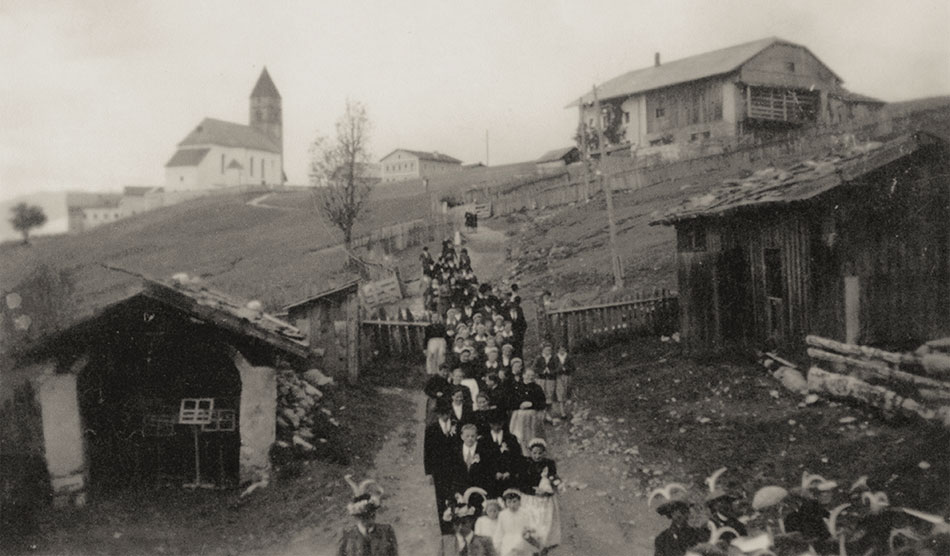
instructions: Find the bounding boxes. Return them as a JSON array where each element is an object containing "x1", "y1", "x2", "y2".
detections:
[
  {"x1": 221, "y1": 154, "x2": 225, "y2": 174},
  {"x1": 251, "y1": 157, "x2": 255, "y2": 176}
]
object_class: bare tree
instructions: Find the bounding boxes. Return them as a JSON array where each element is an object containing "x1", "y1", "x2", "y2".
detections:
[
  {"x1": 309, "y1": 100, "x2": 373, "y2": 267},
  {"x1": 9, "y1": 203, "x2": 47, "y2": 245}
]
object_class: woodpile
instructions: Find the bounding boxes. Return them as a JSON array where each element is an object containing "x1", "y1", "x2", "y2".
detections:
[
  {"x1": 804, "y1": 335, "x2": 950, "y2": 429},
  {"x1": 274, "y1": 368, "x2": 338, "y2": 453}
]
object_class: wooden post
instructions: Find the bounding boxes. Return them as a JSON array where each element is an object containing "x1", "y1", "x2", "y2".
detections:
[{"x1": 593, "y1": 85, "x2": 624, "y2": 289}]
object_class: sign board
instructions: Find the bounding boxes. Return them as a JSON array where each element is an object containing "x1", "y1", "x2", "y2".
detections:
[
  {"x1": 178, "y1": 398, "x2": 214, "y2": 425},
  {"x1": 360, "y1": 276, "x2": 403, "y2": 310},
  {"x1": 474, "y1": 202, "x2": 492, "y2": 219}
]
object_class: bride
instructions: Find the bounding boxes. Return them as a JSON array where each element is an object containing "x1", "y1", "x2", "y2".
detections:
[{"x1": 493, "y1": 490, "x2": 542, "y2": 556}]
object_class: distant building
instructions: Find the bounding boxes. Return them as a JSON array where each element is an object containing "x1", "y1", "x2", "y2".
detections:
[
  {"x1": 330, "y1": 162, "x2": 382, "y2": 185},
  {"x1": 568, "y1": 37, "x2": 883, "y2": 153},
  {"x1": 165, "y1": 69, "x2": 284, "y2": 190},
  {"x1": 535, "y1": 147, "x2": 581, "y2": 174},
  {"x1": 379, "y1": 149, "x2": 462, "y2": 183},
  {"x1": 119, "y1": 186, "x2": 164, "y2": 216},
  {"x1": 66, "y1": 193, "x2": 123, "y2": 233}
]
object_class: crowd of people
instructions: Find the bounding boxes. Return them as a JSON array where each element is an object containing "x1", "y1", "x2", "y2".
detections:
[{"x1": 420, "y1": 238, "x2": 574, "y2": 556}]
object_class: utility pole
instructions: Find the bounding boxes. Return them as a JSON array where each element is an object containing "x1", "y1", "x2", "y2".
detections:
[
  {"x1": 593, "y1": 85, "x2": 624, "y2": 289},
  {"x1": 578, "y1": 96, "x2": 590, "y2": 201}
]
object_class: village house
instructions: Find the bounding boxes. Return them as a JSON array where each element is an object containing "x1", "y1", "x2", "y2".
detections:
[
  {"x1": 2, "y1": 274, "x2": 310, "y2": 507},
  {"x1": 651, "y1": 130, "x2": 949, "y2": 353},
  {"x1": 379, "y1": 149, "x2": 462, "y2": 183},
  {"x1": 568, "y1": 37, "x2": 883, "y2": 157},
  {"x1": 165, "y1": 69, "x2": 284, "y2": 190}
]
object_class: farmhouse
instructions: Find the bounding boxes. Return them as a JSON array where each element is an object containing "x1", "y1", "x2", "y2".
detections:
[
  {"x1": 379, "y1": 149, "x2": 462, "y2": 183},
  {"x1": 651, "y1": 131, "x2": 949, "y2": 353},
  {"x1": 3, "y1": 274, "x2": 309, "y2": 507},
  {"x1": 569, "y1": 37, "x2": 883, "y2": 155},
  {"x1": 165, "y1": 69, "x2": 284, "y2": 190}
]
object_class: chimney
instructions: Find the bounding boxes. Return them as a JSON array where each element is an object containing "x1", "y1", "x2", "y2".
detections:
[{"x1": 655, "y1": 52, "x2": 661, "y2": 67}]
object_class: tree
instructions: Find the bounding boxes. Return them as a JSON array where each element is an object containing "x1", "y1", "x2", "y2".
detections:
[
  {"x1": 309, "y1": 100, "x2": 373, "y2": 268},
  {"x1": 9, "y1": 203, "x2": 47, "y2": 245}
]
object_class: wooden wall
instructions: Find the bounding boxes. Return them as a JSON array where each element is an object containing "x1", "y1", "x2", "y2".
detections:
[
  {"x1": 288, "y1": 288, "x2": 360, "y2": 380},
  {"x1": 645, "y1": 77, "x2": 727, "y2": 138},
  {"x1": 675, "y1": 142, "x2": 950, "y2": 353}
]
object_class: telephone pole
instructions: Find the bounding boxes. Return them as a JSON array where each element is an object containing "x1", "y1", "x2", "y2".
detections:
[{"x1": 592, "y1": 85, "x2": 624, "y2": 289}]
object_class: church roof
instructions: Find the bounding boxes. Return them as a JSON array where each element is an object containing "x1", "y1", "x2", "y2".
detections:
[
  {"x1": 178, "y1": 118, "x2": 280, "y2": 153},
  {"x1": 251, "y1": 68, "x2": 281, "y2": 99},
  {"x1": 166, "y1": 148, "x2": 211, "y2": 167}
]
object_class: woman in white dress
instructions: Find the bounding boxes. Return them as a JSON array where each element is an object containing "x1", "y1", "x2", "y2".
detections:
[
  {"x1": 493, "y1": 490, "x2": 541, "y2": 556},
  {"x1": 518, "y1": 439, "x2": 563, "y2": 554}
]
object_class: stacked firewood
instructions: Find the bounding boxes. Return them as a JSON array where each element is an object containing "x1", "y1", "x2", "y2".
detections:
[
  {"x1": 805, "y1": 335, "x2": 950, "y2": 429},
  {"x1": 274, "y1": 368, "x2": 338, "y2": 453}
]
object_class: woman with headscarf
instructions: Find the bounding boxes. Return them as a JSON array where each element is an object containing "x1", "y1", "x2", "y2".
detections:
[{"x1": 508, "y1": 368, "x2": 546, "y2": 456}]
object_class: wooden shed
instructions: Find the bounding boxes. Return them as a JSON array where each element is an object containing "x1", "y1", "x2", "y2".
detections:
[
  {"x1": 536, "y1": 147, "x2": 582, "y2": 174},
  {"x1": 283, "y1": 279, "x2": 361, "y2": 383},
  {"x1": 651, "y1": 131, "x2": 950, "y2": 353}
]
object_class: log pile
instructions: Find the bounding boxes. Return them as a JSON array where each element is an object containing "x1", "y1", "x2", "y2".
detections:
[
  {"x1": 805, "y1": 335, "x2": 950, "y2": 429},
  {"x1": 274, "y1": 368, "x2": 339, "y2": 453}
]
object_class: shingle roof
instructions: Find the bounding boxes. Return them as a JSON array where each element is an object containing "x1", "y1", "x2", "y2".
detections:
[
  {"x1": 537, "y1": 147, "x2": 580, "y2": 163},
  {"x1": 178, "y1": 118, "x2": 280, "y2": 153},
  {"x1": 380, "y1": 149, "x2": 462, "y2": 164},
  {"x1": 651, "y1": 133, "x2": 932, "y2": 225},
  {"x1": 166, "y1": 148, "x2": 211, "y2": 167},
  {"x1": 250, "y1": 67, "x2": 281, "y2": 99},
  {"x1": 567, "y1": 37, "x2": 838, "y2": 107}
]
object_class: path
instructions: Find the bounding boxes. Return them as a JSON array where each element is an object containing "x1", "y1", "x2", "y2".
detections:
[
  {"x1": 246, "y1": 192, "x2": 299, "y2": 210},
  {"x1": 280, "y1": 388, "x2": 440, "y2": 556}
]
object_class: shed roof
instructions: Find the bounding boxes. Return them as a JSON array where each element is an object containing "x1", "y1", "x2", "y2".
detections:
[
  {"x1": 24, "y1": 270, "x2": 310, "y2": 362},
  {"x1": 165, "y1": 148, "x2": 211, "y2": 167},
  {"x1": 567, "y1": 37, "x2": 839, "y2": 107},
  {"x1": 536, "y1": 147, "x2": 580, "y2": 163},
  {"x1": 283, "y1": 277, "x2": 361, "y2": 311},
  {"x1": 178, "y1": 118, "x2": 280, "y2": 153},
  {"x1": 380, "y1": 149, "x2": 462, "y2": 164},
  {"x1": 651, "y1": 132, "x2": 933, "y2": 225}
]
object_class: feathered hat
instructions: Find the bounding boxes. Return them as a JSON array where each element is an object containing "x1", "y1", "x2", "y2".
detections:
[{"x1": 344, "y1": 474, "x2": 384, "y2": 516}]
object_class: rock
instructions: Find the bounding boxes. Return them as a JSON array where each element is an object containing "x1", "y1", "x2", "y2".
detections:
[
  {"x1": 839, "y1": 416, "x2": 857, "y2": 424},
  {"x1": 303, "y1": 369, "x2": 335, "y2": 387},
  {"x1": 773, "y1": 366, "x2": 808, "y2": 393},
  {"x1": 281, "y1": 408, "x2": 300, "y2": 428},
  {"x1": 805, "y1": 394, "x2": 820, "y2": 405},
  {"x1": 293, "y1": 435, "x2": 315, "y2": 451},
  {"x1": 297, "y1": 428, "x2": 315, "y2": 440}
]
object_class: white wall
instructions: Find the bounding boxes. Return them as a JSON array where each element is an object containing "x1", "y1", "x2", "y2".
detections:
[{"x1": 166, "y1": 146, "x2": 281, "y2": 190}]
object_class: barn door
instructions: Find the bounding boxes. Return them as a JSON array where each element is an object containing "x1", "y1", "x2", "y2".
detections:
[{"x1": 844, "y1": 276, "x2": 860, "y2": 344}]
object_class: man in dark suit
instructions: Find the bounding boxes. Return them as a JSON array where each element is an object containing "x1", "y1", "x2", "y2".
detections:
[
  {"x1": 425, "y1": 398, "x2": 461, "y2": 535},
  {"x1": 448, "y1": 423, "x2": 494, "y2": 495},
  {"x1": 481, "y1": 409, "x2": 523, "y2": 498}
]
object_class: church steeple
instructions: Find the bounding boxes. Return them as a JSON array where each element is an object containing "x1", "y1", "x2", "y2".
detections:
[{"x1": 250, "y1": 67, "x2": 283, "y2": 181}]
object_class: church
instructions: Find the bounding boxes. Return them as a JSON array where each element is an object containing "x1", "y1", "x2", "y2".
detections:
[{"x1": 165, "y1": 69, "x2": 284, "y2": 190}]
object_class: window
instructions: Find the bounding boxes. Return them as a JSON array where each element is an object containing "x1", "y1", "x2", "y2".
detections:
[
  {"x1": 785, "y1": 62, "x2": 796, "y2": 73},
  {"x1": 655, "y1": 107, "x2": 665, "y2": 118},
  {"x1": 623, "y1": 111, "x2": 630, "y2": 124},
  {"x1": 221, "y1": 154, "x2": 225, "y2": 173}
]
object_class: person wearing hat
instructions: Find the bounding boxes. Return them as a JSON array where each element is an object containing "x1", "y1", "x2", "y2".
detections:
[
  {"x1": 426, "y1": 397, "x2": 463, "y2": 535},
  {"x1": 482, "y1": 409, "x2": 523, "y2": 498},
  {"x1": 440, "y1": 498, "x2": 497, "y2": 556},
  {"x1": 337, "y1": 493, "x2": 398, "y2": 556},
  {"x1": 483, "y1": 346, "x2": 502, "y2": 376},
  {"x1": 705, "y1": 490, "x2": 746, "y2": 544},
  {"x1": 654, "y1": 500, "x2": 708, "y2": 556}
]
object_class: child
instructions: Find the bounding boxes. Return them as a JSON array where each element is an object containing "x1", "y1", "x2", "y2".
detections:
[
  {"x1": 474, "y1": 499, "x2": 502, "y2": 539},
  {"x1": 554, "y1": 345, "x2": 576, "y2": 420}
]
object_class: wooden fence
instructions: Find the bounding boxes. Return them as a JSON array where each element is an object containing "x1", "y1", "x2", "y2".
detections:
[
  {"x1": 360, "y1": 319, "x2": 428, "y2": 363},
  {"x1": 541, "y1": 290, "x2": 679, "y2": 351}
]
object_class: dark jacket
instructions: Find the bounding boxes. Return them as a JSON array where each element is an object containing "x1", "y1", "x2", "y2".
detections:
[
  {"x1": 424, "y1": 418, "x2": 461, "y2": 478},
  {"x1": 337, "y1": 523, "x2": 398, "y2": 556},
  {"x1": 653, "y1": 524, "x2": 708, "y2": 556},
  {"x1": 482, "y1": 429, "x2": 523, "y2": 498},
  {"x1": 521, "y1": 457, "x2": 558, "y2": 494},
  {"x1": 532, "y1": 355, "x2": 560, "y2": 380}
]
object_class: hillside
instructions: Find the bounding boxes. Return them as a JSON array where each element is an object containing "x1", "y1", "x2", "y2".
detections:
[{"x1": 0, "y1": 189, "x2": 431, "y2": 338}]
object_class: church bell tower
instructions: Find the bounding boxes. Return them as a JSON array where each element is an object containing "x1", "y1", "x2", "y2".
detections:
[{"x1": 250, "y1": 68, "x2": 283, "y2": 181}]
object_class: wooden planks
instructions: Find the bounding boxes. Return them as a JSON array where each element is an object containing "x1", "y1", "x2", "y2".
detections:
[{"x1": 544, "y1": 292, "x2": 679, "y2": 351}]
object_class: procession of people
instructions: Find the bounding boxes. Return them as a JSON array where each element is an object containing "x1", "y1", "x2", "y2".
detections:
[{"x1": 421, "y1": 238, "x2": 570, "y2": 556}]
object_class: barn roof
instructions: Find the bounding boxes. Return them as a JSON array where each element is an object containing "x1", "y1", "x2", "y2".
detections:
[
  {"x1": 536, "y1": 147, "x2": 579, "y2": 163},
  {"x1": 283, "y1": 277, "x2": 361, "y2": 311},
  {"x1": 178, "y1": 118, "x2": 280, "y2": 153},
  {"x1": 22, "y1": 269, "x2": 310, "y2": 362},
  {"x1": 567, "y1": 37, "x2": 839, "y2": 107},
  {"x1": 380, "y1": 149, "x2": 462, "y2": 164},
  {"x1": 651, "y1": 132, "x2": 935, "y2": 225}
]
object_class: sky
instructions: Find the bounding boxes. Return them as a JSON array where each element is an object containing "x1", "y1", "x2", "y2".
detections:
[{"x1": 1, "y1": 0, "x2": 948, "y2": 201}]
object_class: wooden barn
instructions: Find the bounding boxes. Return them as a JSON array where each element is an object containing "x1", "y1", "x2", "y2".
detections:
[
  {"x1": 651, "y1": 131, "x2": 950, "y2": 353},
  {"x1": 283, "y1": 279, "x2": 361, "y2": 383}
]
